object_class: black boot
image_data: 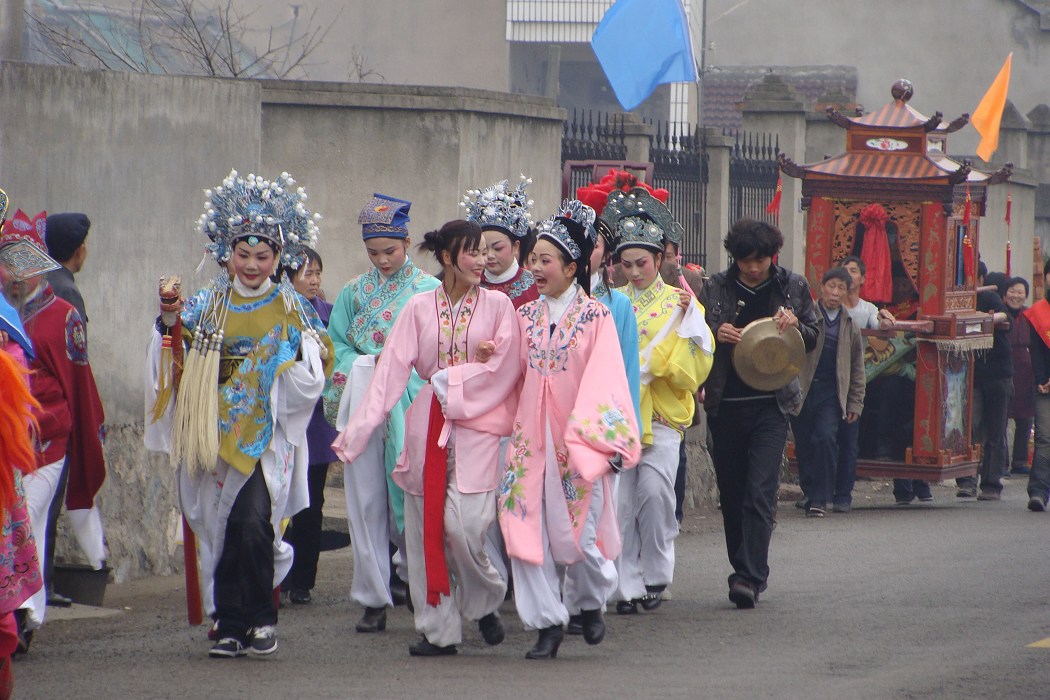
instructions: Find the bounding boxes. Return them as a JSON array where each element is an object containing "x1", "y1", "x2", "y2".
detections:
[
  {"x1": 478, "y1": 611, "x2": 505, "y2": 645},
  {"x1": 579, "y1": 609, "x2": 605, "y2": 645},
  {"x1": 355, "y1": 606, "x2": 387, "y2": 633},
  {"x1": 566, "y1": 613, "x2": 583, "y2": 635},
  {"x1": 525, "y1": 625, "x2": 564, "y2": 660}
]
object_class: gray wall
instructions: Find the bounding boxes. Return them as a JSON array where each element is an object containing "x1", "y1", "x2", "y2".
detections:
[{"x1": 0, "y1": 62, "x2": 562, "y2": 580}]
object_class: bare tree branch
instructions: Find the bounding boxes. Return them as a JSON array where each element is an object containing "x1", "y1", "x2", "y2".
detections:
[{"x1": 24, "y1": 0, "x2": 337, "y2": 80}]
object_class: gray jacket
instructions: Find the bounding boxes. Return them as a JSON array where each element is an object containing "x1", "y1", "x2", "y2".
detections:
[{"x1": 798, "y1": 304, "x2": 866, "y2": 418}]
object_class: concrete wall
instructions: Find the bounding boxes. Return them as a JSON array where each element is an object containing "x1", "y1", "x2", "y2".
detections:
[
  {"x1": 260, "y1": 81, "x2": 563, "y2": 289},
  {"x1": 0, "y1": 62, "x2": 562, "y2": 580},
  {"x1": 0, "y1": 62, "x2": 261, "y2": 580}
]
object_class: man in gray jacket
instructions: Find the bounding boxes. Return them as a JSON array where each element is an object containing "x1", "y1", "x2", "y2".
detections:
[{"x1": 792, "y1": 267, "x2": 866, "y2": 517}]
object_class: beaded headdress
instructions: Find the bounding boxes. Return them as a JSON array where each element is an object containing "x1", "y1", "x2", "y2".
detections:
[
  {"x1": 359, "y1": 194, "x2": 411, "y2": 240},
  {"x1": 604, "y1": 187, "x2": 682, "y2": 253},
  {"x1": 197, "y1": 169, "x2": 321, "y2": 272},
  {"x1": 557, "y1": 199, "x2": 598, "y2": 246},
  {"x1": 537, "y1": 214, "x2": 590, "y2": 263},
  {"x1": 460, "y1": 175, "x2": 534, "y2": 239}
]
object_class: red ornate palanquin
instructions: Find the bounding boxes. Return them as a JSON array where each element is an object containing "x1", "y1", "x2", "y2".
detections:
[{"x1": 782, "y1": 81, "x2": 1011, "y2": 480}]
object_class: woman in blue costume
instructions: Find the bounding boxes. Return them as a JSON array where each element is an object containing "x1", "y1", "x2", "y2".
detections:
[{"x1": 322, "y1": 194, "x2": 439, "y2": 633}]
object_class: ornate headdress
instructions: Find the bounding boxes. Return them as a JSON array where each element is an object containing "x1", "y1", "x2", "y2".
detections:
[
  {"x1": 537, "y1": 214, "x2": 592, "y2": 264},
  {"x1": 197, "y1": 169, "x2": 321, "y2": 272},
  {"x1": 557, "y1": 199, "x2": 598, "y2": 246},
  {"x1": 0, "y1": 209, "x2": 60, "y2": 281},
  {"x1": 460, "y1": 175, "x2": 534, "y2": 239},
  {"x1": 359, "y1": 194, "x2": 411, "y2": 240},
  {"x1": 604, "y1": 187, "x2": 682, "y2": 254}
]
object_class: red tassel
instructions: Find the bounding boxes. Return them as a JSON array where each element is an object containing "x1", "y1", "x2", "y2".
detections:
[
  {"x1": 1005, "y1": 192, "x2": 1012, "y2": 226},
  {"x1": 963, "y1": 187, "x2": 972, "y2": 227},
  {"x1": 1006, "y1": 241, "x2": 1012, "y2": 277},
  {"x1": 963, "y1": 234, "x2": 976, "y2": 283}
]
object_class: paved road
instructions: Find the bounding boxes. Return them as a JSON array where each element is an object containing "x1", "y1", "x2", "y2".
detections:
[{"x1": 17, "y1": 478, "x2": 1050, "y2": 699}]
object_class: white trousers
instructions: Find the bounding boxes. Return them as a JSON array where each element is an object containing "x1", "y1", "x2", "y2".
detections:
[
  {"x1": 515, "y1": 474, "x2": 614, "y2": 629},
  {"x1": 403, "y1": 450, "x2": 505, "y2": 647},
  {"x1": 344, "y1": 428, "x2": 405, "y2": 608},
  {"x1": 612, "y1": 423, "x2": 681, "y2": 602},
  {"x1": 21, "y1": 459, "x2": 64, "y2": 629}
]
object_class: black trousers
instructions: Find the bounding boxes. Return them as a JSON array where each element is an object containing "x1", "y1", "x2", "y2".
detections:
[
  {"x1": 283, "y1": 461, "x2": 330, "y2": 592},
  {"x1": 215, "y1": 465, "x2": 276, "y2": 642},
  {"x1": 708, "y1": 398, "x2": 787, "y2": 593},
  {"x1": 674, "y1": 438, "x2": 687, "y2": 524}
]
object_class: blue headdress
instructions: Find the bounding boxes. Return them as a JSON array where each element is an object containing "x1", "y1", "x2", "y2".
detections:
[
  {"x1": 460, "y1": 175, "x2": 534, "y2": 239},
  {"x1": 359, "y1": 194, "x2": 411, "y2": 240},
  {"x1": 197, "y1": 169, "x2": 321, "y2": 272}
]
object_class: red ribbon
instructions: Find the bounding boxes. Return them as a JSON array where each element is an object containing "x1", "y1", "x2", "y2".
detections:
[{"x1": 422, "y1": 394, "x2": 451, "y2": 607}]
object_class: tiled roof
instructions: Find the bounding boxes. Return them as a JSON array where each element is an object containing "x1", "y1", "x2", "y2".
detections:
[{"x1": 702, "y1": 65, "x2": 858, "y2": 130}]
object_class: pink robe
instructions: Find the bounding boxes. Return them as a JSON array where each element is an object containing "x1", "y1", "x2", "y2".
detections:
[
  {"x1": 499, "y1": 289, "x2": 642, "y2": 566},
  {"x1": 333, "y1": 285, "x2": 522, "y2": 495}
]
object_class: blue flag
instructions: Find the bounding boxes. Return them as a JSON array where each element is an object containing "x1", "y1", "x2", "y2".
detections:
[{"x1": 591, "y1": 0, "x2": 698, "y2": 111}]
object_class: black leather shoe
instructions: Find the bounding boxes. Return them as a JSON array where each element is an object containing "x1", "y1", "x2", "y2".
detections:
[
  {"x1": 728, "y1": 580, "x2": 757, "y2": 609},
  {"x1": 566, "y1": 614, "x2": 583, "y2": 635},
  {"x1": 355, "y1": 606, "x2": 387, "y2": 633},
  {"x1": 640, "y1": 585, "x2": 665, "y2": 611},
  {"x1": 289, "y1": 589, "x2": 311, "y2": 605},
  {"x1": 615, "y1": 600, "x2": 638, "y2": 615},
  {"x1": 478, "y1": 611, "x2": 505, "y2": 645},
  {"x1": 579, "y1": 609, "x2": 605, "y2": 645},
  {"x1": 525, "y1": 625, "x2": 564, "y2": 660},
  {"x1": 47, "y1": 591, "x2": 73, "y2": 608},
  {"x1": 408, "y1": 636, "x2": 457, "y2": 657}
]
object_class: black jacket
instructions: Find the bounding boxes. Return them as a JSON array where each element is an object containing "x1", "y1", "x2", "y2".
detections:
[{"x1": 699, "y1": 264, "x2": 819, "y2": 417}]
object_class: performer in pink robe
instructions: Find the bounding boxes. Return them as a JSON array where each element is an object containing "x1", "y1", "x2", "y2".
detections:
[
  {"x1": 499, "y1": 204, "x2": 641, "y2": 660},
  {"x1": 333, "y1": 219, "x2": 521, "y2": 657}
]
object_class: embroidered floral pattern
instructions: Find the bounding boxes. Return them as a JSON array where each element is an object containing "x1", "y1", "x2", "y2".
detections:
[
  {"x1": 521, "y1": 292, "x2": 608, "y2": 374},
  {"x1": 556, "y1": 446, "x2": 589, "y2": 530},
  {"x1": 499, "y1": 422, "x2": 531, "y2": 520},
  {"x1": 348, "y1": 262, "x2": 430, "y2": 353},
  {"x1": 437, "y1": 285, "x2": 479, "y2": 368},
  {"x1": 622, "y1": 279, "x2": 679, "y2": 348},
  {"x1": 569, "y1": 400, "x2": 638, "y2": 456}
]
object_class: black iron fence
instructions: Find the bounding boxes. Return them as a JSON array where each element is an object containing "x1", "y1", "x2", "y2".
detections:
[
  {"x1": 727, "y1": 130, "x2": 780, "y2": 225},
  {"x1": 561, "y1": 110, "x2": 627, "y2": 164},
  {"x1": 649, "y1": 120, "x2": 708, "y2": 267}
]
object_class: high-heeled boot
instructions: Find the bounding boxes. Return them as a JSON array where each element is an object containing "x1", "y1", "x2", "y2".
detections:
[
  {"x1": 525, "y1": 625, "x2": 564, "y2": 660},
  {"x1": 579, "y1": 608, "x2": 605, "y2": 645}
]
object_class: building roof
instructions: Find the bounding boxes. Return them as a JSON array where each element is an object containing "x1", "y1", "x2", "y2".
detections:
[{"x1": 701, "y1": 65, "x2": 858, "y2": 130}]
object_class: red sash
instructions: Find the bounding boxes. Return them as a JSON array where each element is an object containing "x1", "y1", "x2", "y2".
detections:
[
  {"x1": 422, "y1": 395, "x2": 451, "y2": 607},
  {"x1": 1024, "y1": 299, "x2": 1050, "y2": 350}
]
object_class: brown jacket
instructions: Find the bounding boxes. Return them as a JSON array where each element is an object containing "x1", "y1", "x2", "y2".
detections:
[{"x1": 798, "y1": 303, "x2": 866, "y2": 417}]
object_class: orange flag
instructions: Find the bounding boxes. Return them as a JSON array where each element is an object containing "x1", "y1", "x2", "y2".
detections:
[{"x1": 972, "y1": 53, "x2": 1012, "y2": 161}]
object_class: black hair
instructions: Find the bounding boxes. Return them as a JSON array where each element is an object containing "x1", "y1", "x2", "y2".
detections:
[
  {"x1": 723, "y1": 218, "x2": 784, "y2": 260},
  {"x1": 1005, "y1": 275, "x2": 1030, "y2": 297},
  {"x1": 822, "y1": 266, "x2": 853, "y2": 289},
  {"x1": 538, "y1": 218, "x2": 594, "y2": 295},
  {"x1": 977, "y1": 260, "x2": 989, "y2": 280},
  {"x1": 277, "y1": 246, "x2": 322, "y2": 281},
  {"x1": 1043, "y1": 258, "x2": 1050, "y2": 277},
  {"x1": 419, "y1": 219, "x2": 483, "y2": 270},
  {"x1": 839, "y1": 255, "x2": 866, "y2": 276}
]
